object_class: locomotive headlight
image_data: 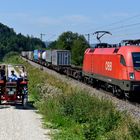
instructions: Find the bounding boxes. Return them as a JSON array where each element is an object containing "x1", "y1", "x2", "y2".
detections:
[{"x1": 129, "y1": 72, "x2": 135, "y2": 80}]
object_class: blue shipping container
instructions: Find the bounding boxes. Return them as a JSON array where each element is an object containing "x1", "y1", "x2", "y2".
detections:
[{"x1": 33, "y1": 50, "x2": 39, "y2": 60}]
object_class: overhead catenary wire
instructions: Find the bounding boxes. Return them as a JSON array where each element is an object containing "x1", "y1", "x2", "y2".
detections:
[
  {"x1": 83, "y1": 14, "x2": 140, "y2": 34},
  {"x1": 103, "y1": 21, "x2": 140, "y2": 32},
  {"x1": 95, "y1": 14, "x2": 140, "y2": 30},
  {"x1": 83, "y1": 22, "x2": 140, "y2": 39},
  {"x1": 114, "y1": 31, "x2": 140, "y2": 38},
  {"x1": 83, "y1": 14, "x2": 140, "y2": 43},
  {"x1": 47, "y1": 14, "x2": 140, "y2": 43},
  {"x1": 89, "y1": 27, "x2": 140, "y2": 44}
]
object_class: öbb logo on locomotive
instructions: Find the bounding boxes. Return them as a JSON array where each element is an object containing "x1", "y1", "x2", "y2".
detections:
[{"x1": 105, "y1": 61, "x2": 112, "y2": 71}]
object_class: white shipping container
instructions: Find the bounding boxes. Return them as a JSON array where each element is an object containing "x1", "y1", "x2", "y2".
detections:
[
  {"x1": 46, "y1": 50, "x2": 52, "y2": 63},
  {"x1": 21, "y1": 51, "x2": 28, "y2": 57},
  {"x1": 52, "y1": 50, "x2": 71, "y2": 66},
  {"x1": 42, "y1": 51, "x2": 47, "y2": 60},
  {"x1": 41, "y1": 50, "x2": 52, "y2": 63},
  {"x1": 28, "y1": 51, "x2": 33, "y2": 60}
]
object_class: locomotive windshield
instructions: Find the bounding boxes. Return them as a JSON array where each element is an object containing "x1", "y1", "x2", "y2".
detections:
[{"x1": 132, "y1": 52, "x2": 140, "y2": 69}]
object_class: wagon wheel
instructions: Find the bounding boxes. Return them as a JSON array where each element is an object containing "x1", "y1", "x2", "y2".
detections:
[
  {"x1": 22, "y1": 95, "x2": 28, "y2": 109},
  {"x1": 112, "y1": 86, "x2": 117, "y2": 96},
  {"x1": 124, "y1": 92, "x2": 136, "y2": 101},
  {"x1": 113, "y1": 86, "x2": 124, "y2": 99},
  {"x1": 124, "y1": 92, "x2": 131, "y2": 100}
]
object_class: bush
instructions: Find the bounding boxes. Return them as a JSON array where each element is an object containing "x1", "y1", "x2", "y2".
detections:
[
  {"x1": 3, "y1": 52, "x2": 19, "y2": 63},
  {"x1": 36, "y1": 88, "x2": 128, "y2": 139},
  {"x1": 129, "y1": 122, "x2": 140, "y2": 139},
  {"x1": 83, "y1": 111, "x2": 122, "y2": 140}
]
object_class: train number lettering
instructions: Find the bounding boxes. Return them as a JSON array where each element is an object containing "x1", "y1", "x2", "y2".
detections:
[{"x1": 105, "y1": 61, "x2": 112, "y2": 71}]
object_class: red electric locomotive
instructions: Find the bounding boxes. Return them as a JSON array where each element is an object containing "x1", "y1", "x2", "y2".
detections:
[{"x1": 83, "y1": 32, "x2": 140, "y2": 99}]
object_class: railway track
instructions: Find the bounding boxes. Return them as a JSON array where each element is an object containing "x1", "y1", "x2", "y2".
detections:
[{"x1": 22, "y1": 57, "x2": 140, "y2": 121}]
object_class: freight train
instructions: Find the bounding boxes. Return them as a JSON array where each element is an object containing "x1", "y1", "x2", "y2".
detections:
[{"x1": 21, "y1": 38, "x2": 140, "y2": 100}]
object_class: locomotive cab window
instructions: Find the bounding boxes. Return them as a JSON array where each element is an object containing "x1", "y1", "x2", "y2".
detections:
[
  {"x1": 120, "y1": 55, "x2": 126, "y2": 66},
  {"x1": 132, "y1": 52, "x2": 140, "y2": 70}
]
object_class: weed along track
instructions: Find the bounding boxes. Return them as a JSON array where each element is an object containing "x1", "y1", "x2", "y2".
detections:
[
  {"x1": 5, "y1": 55, "x2": 138, "y2": 140},
  {"x1": 22, "y1": 57, "x2": 140, "y2": 122}
]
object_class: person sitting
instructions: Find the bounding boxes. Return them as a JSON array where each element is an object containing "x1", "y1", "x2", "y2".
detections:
[{"x1": 8, "y1": 70, "x2": 18, "y2": 82}]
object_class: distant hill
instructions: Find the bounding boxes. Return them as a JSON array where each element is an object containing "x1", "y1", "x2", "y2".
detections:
[{"x1": 0, "y1": 23, "x2": 46, "y2": 59}]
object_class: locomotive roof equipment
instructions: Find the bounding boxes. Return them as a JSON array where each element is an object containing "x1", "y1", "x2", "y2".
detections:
[
  {"x1": 121, "y1": 39, "x2": 140, "y2": 46},
  {"x1": 93, "y1": 31, "x2": 112, "y2": 43}
]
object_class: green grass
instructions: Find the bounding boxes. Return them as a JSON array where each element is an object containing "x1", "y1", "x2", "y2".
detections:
[{"x1": 4, "y1": 54, "x2": 140, "y2": 140}]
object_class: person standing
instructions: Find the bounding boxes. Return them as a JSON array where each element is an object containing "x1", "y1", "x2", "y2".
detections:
[{"x1": 20, "y1": 67, "x2": 27, "y2": 78}]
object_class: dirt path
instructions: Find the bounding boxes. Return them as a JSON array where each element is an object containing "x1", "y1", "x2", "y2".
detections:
[{"x1": 0, "y1": 105, "x2": 51, "y2": 140}]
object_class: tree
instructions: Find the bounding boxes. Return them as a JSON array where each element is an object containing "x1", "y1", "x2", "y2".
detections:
[
  {"x1": 56, "y1": 31, "x2": 79, "y2": 50},
  {"x1": 0, "y1": 22, "x2": 46, "y2": 59},
  {"x1": 72, "y1": 35, "x2": 89, "y2": 65},
  {"x1": 47, "y1": 41, "x2": 57, "y2": 49},
  {"x1": 48, "y1": 31, "x2": 89, "y2": 66}
]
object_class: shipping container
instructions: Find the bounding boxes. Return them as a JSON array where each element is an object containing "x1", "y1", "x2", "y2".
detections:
[
  {"x1": 21, "y1": 51, "x2": 28, "y2": 57},
  {"x1": 28, "y1": 51, "x2": 33, "y2": 60},
  {"x1": 46, "y1": 50, "x2": 52, "y2": 63},
  {"x1": 33, "y1": 50, "x2": 39, "y2": 60},
  {"x1": 42, "y1": 51, "x2": 46, "y2": 60},
  {"x1": 33, "y1": 50, "x2": 43, "y2": 60},
  {"x1": 41, "y1": 50, "x2": 52, "y2": 62},
  {"x1": 52, "y1": 50, "x2": 71, "y2": 66}
]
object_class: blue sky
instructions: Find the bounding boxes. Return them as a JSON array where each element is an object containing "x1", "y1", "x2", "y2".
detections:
[{"x1": 0, "y1": 0, "x2": 140, "y2": 43}]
